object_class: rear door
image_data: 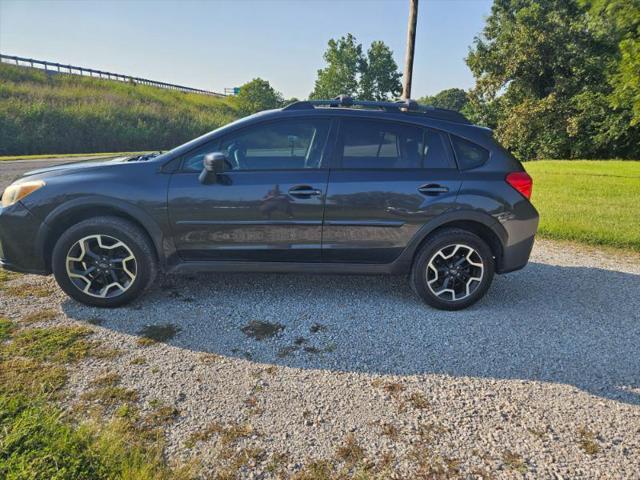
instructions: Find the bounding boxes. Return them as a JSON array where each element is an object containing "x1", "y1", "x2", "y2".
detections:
[
  {"x1": 168, "y1": 118, "x2": 333, "y2": 262},
  {"x1": 323, "y1": 118, "x2": 462, "y2": 263}
]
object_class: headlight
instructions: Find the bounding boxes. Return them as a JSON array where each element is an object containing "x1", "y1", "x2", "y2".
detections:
[{"x1": 1, "y1": 180, "x2": 46, "y2": 208}]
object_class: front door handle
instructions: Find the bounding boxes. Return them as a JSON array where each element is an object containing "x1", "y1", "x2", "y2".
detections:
[
  {"x1": 288, "y1": 185, "x2": 322, "y2": 197},
  {"x1": 418, "y1": 184, "x2": 449, "y2": 195}
]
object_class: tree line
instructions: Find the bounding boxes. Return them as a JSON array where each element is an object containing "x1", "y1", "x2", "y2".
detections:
[
  {"x1": 242, "y1": 0, "x2": 639, "y2": 160},
  {"x1": 466, "y1": 0, "x2": 640, "y2": 160},
  {"x1": 2, "y1": 0, "x2": 637, "y2": 159}
]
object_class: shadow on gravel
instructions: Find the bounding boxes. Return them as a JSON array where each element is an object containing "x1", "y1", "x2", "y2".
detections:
[{"x1": 62, "y1": 262, "x2": 640, "y2": 405}]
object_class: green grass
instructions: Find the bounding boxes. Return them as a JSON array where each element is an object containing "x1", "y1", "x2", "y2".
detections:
[
  {"x1": 0, "y1": 270, "x2": 20, "y2": 285},
  {"x1": 0, "y1": 358, "x2": 68, "y2": 397},
  {"x1": 526, "y1": 160, "x2": 640, "y2": 252},
  {"x1": 0, "y1": 63, "x2": 239, "y2": 156},
  {"x1": 0, "y1": 318, "x2": 193, "y2": 479},
  {"x1": 0, "y1": 318, "x2": 15, "y2": 341},
  {"x1": 20, "y1": 309, "x2": 58, "y2": 324},
  {"x1": 6, "y1": 326, "x2": 96, "y2": 363},
  {"x1": 0, "y1": 395, "x2": 192, "y2": 480}
]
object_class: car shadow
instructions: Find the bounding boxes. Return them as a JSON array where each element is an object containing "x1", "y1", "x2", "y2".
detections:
[{"x1": 61, "y1": 262, "x2": 640, "y2": 405}]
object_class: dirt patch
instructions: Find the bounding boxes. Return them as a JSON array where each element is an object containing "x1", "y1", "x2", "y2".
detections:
[{"x1": 241, "y1": 320, "x2": 284, "y2": 340}]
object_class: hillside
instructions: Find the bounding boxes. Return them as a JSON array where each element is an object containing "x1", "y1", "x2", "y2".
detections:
[{"x1": 0, "y1": 63, "x2": 240, "y2": 155}]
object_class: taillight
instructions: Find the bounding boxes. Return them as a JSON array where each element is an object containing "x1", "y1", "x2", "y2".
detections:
[{"x1": 506, "y1": 172, "x2": 533, "y2": 200}]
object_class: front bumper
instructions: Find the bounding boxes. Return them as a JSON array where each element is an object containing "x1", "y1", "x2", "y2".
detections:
[{"x1": 0, "y1": 201, "x2": 50, "y2": 275}]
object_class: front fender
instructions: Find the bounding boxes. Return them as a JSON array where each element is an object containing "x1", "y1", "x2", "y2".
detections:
[{"x1": 35, "y1": 195, "x2": 174, "y2": 270}]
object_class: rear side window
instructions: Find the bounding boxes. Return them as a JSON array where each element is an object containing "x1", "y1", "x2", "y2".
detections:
[
  {"x1": 339, "y1": 119, "x2": 424, "y2": 169},
  {"x1": 423, "y1": 129, "x2": 455, "y2": 169},
  {"x1": 450, "y1": 135, "x2": 489, "y2": 170}
]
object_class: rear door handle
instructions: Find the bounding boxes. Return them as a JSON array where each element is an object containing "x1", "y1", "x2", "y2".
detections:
[
  {"x1": 418, "y1": 184, "x2": 449, "y2": 195},
  {"x1": 288, "y1": 185, "x2": 322, "y2": 197}
]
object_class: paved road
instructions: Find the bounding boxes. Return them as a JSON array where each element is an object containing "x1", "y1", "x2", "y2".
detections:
[{"x1": 0, "y1": 156, "x2": 116, "y2": 191}]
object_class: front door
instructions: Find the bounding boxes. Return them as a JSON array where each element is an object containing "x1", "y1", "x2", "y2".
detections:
[
  {"x1": 168, "y1": 118, "x2": 332, "y2": 262},
  {"x1": 323, "y1": 118, "x2": 462, "y2": 263}
]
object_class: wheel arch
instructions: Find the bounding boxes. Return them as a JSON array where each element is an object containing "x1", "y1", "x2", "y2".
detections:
[
  {"x1": 403, "y1": 210, "x2": 507, "y2": 272},
  {"x1": 37, "y1": 197, "x2": 165, "y2": 273}
]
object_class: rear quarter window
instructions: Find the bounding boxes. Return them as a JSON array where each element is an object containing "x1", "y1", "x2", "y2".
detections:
[{"x1": 450, "y1": 135, "x2": 489, "y2": 170}]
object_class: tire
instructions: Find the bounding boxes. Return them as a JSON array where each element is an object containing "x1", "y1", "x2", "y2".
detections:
[
  {"x1": 410, "y1": 228, "x2": 495, "y2": 310},
  {"x1": 52, "y1": 216, "x2": 158, "y2": 308}
]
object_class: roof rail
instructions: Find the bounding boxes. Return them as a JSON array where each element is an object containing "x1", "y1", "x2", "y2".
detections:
[{"x1": 283, "y1": 95, "x2": 471, "y2": 124}]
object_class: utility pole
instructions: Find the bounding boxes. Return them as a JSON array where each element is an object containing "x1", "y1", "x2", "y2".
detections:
[{"x1": 402, "y1": 0, "x2": 419, "y2": 100}]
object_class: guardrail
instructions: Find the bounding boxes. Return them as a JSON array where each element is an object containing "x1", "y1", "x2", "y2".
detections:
[{"x1": 0, "y1": 53, "x2": 226, "y2": 97}]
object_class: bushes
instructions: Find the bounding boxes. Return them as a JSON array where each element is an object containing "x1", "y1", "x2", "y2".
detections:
[{"x1": 0, "y1": 63, "x2": 239, "y2": 155}]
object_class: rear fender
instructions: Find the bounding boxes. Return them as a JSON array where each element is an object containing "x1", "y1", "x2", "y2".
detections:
[{"x1": 393, "y1": 209, "x2": 508, "y2": 272}]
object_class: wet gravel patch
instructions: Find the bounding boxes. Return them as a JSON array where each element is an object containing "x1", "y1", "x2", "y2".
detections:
[{"x1": 1, "y1": 239, "x2": 639, "y2": 478}]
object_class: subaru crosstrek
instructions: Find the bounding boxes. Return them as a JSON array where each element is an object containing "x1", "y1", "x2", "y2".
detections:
[{"x1": 0, "y1": 97, "x2": 538, "y2": 310}]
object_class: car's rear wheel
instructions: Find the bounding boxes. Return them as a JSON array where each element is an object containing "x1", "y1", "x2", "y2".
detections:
[
  {"x1": 410, "y1": 228, "x2": 495, "y2": 310},
  {"x1": 52, "y1": 216, "x2": 157, "y2": 307}
]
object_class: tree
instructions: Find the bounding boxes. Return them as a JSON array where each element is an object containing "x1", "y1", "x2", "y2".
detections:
[
  {"x1": 582, "y1": 0, "x2": 640, "y2": 126},
  {"x1": 359, "y1": 41, "x2": 402, "y2": 100},
  {"x1": 310, "y1": 34, "x2": 401, "y2": 100},
  {"x1": 234, "y1": 78, "x2": 283, "y2": 115},
  {"x1": 466, "y1": 0, "x2": 639, "y2": 160},
  {"x1": 283, "y1": 97, "x2": 300, "y2": 106},
  {"x1": 310, "y1": 34, "x2": 362, "y2": 99},
  {"x1": 418, "y1": 88, "x2": 469, "y2": 111}
]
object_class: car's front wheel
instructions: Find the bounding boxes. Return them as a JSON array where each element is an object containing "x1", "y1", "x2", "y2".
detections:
[
  {"x1": 52, "y1": 216, "x2": 157, "y2": 307},
  {"x1": 410, "y1": 228, "x2": 495, "y2": 310}
]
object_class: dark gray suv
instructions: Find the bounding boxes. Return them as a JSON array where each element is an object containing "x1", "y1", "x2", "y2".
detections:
[{"x1": 0, "y1": 96, "x2": 538, "y2": 310}]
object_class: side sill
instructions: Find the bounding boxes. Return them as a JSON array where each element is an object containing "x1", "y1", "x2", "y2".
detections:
[{"x1": 167, "y1": 260, "x2": 411, "y2": 275}]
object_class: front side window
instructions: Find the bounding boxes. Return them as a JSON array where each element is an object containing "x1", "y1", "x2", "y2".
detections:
[
  {"x1": 182, "y1": 119, "x2": 331, "y2": 172},
  {"x1": 339, "y1": 119, "x2": 424, "y2": 169},
  {"x1": 182, "y1": 141, "x2": 221, "y2": 172}
]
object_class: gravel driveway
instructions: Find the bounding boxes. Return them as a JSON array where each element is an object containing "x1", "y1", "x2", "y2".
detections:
[
  {"x1": 2, "y1": 159, "x2": 639, "y2": 477},
  {"x1": 1, "y1": 239, "x2": 639, "y2": 478}
]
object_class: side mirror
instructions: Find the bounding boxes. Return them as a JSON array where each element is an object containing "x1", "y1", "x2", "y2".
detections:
[{"x1": 199, "y1": 152, "x2": 227, "y2": 185}]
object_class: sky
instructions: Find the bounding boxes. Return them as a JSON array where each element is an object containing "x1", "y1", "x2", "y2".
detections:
[{"x1": 0, "y1": 0, "x2": 492, "y2": 99}]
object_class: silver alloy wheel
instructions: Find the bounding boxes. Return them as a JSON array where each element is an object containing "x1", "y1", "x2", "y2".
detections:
[
  {"x1": 65, "y1": 234, "x2": 137, "y2": 298},
  {"x1": 426, "y1": 244, "x2": 484, "y2": 301}
]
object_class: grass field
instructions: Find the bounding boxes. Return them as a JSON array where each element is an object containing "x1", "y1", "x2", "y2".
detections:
[{"x1": 526, "y1": 160, "x2": 640, "y2": 252}]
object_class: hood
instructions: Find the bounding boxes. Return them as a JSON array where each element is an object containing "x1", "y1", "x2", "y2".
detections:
[
  {"x1": 14, "y1": 153, "x2": 161, "y2": 183},
  {"x1": 19, "y1": 156, "x2": 129, "y2": 178}
]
